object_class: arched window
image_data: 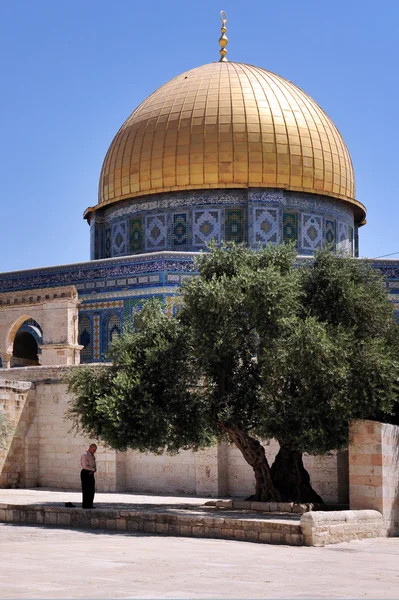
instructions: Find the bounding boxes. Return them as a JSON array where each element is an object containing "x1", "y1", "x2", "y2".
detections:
[
  {"x1": 11, "y1": 319, "x2": 43, "y2": 367},
  {"x1": 103, "y1": 313, "x2": 122, "y2": 356},
  {"x1": 78, "y1": 316, "x2": 92, "y2": 362}
]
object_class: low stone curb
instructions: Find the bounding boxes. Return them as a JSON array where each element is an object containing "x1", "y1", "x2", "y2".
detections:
[
  {"x1": 301, "y1": 509, "x2": 386, "y2": 546},
  {"x1": 206, "y1": 499, "x2": 320, "y2": 514},
  {"x1": 0, "y1": 503, "x2": 302, "y2": 545},
  {"x1": 0, "y1": 504, "x2": 386, "y2": 547}
]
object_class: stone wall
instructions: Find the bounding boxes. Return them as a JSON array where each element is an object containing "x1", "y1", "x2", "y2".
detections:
[
  {"x1": 349, "y1": 419, "x2": 399, "y2": 534},
  {"x1": 0, "y1": 379, "x2": 32, "y2": 488},
  {"x1": 0, "y1": 364, "x2": 344, "y2": 502}
]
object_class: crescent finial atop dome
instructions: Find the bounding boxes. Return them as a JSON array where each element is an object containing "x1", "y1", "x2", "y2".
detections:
[{"x1": 219, "y1": 11, "x2": 228, "y2": 62}]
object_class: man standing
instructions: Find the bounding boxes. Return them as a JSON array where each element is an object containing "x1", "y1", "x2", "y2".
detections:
[{"x1": 80, "y1": 443, "x2": 97, "y2": 509}]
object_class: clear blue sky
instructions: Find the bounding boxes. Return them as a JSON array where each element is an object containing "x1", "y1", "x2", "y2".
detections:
[{"x1": 0, "y1": 0, "x2": 398, "y2": 272}]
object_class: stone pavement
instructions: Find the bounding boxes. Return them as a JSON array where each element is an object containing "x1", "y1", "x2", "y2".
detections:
[{"x1": 0, "y1": 523, "x2": 398, "y2": 599}]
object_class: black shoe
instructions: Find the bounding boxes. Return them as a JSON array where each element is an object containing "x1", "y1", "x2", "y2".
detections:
[{"x1": 65, "y1": 502, "x2": 76, "y2": 508}]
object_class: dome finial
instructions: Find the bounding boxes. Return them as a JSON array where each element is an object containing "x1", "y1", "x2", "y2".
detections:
[{"x1": 219, "y1": 11, "x2": 228, "y2": 62}]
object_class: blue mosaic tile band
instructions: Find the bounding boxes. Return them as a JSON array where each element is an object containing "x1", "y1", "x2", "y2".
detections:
[{"x1": 92, "y1": 188, "x2": 354, "y2": 258}]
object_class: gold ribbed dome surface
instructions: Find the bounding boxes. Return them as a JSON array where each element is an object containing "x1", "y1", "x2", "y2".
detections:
[{"x1": 94, "y1": 62, "x2": 365, "y2": 221}]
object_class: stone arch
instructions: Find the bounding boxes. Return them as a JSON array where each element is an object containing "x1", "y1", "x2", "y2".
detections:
[
  {"x1": 6, "y1": 315, "x2": 42, "y2": 356},
  {"x1": 7, "y1": 316, "x2": 43, "y2": 368}
]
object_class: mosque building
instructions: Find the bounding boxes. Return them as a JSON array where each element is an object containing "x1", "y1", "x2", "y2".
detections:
[{"x1": 0, "y1": 14, "x2": 398, "y2": 497}]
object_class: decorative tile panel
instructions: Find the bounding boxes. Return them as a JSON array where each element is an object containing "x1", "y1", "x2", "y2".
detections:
[
  {"x1": 165, "y1": 295, "x2": 183, "y2": 317},
  {"x1": 172, "y1": 213, "x2": 189, "y2": 247},
  {"x1": 282, "y1": 212, "x2": 298, "y2": 244},
  {"x1": 93, "y1": 314, "x2": 100, "y2": 361},
  {"x1": 105, "y1": 228, "x2": 111, "y2": 258},
  {"x1": 338, "y1": 221, "x2": 350, "y2": 252},
  {"x1": 123, "y1": 298, "x2": 148, "y2": 324},
  {"x1": 145, "y1": 214, "x2": 167, "y2": 250},
  {"x1": 129, "y1": 217, "x2": 143, "y2": 253},
  {"x1": 111, "y1": 221, "x2": 127, "y2": 256},
  {"x1": 253, "y1": 208, "x2": 279, "y2": 245},
  {"x1": 301, "y1": 213, "x2": 322, "y2": 251},
  {"x1": 193, "y1": 210, "x2": 221, "y2": 246},
  {"x1": 225, "y1": 209, "x2": 244, "y2": 243},
  {"x1": 325, "y1": 219, "x2": 336, "y2": 250}
]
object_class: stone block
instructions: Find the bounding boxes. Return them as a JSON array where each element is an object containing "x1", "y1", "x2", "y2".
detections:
[
  {"x1": 245, "y1": 529, "x2": 259, "y2": 542},
  {"x1": 286, "y1": 533, "x2": 303, "y2": 546},
  {"x1": 220, "y1": 528, "x2": 234, "y2": 538},
  {"x1": 143, "y1": 521, "x2": 156, "y2": 533},
  {"x1": 233, "y1": 529, "x2": 246, "y2": 540},
  {"x1": 44, "y1": 513, "x2": 57, "y2": 525},
  {"x1": 179, "y1": 526, "x2": 192, "y2": 536},
  {"x1": 106, "y1": 519, "x2": 117, "y2": 530},
  {"x1": 0, "y1": 509, "x2": 6, "y2": 521},
  {"x1": 277, "y1": 502, "x2": 294, "y2": 513},
  {"x1": 5, "y1": 510, "x2": 14, "y2": 522},
  {"x1": 57, "y1": 513, "x2": 71, "y2": 526},
  {"x1": 232, "y1": 501, "x2": 251, "y2": 510},
  {"x1": 90, "y1": 519, "x2": 100, "y2": 529},
  {"x1": 127, "y1": 520, "x2": 139, "y2": 531},
  {"x1": 215, "y1": 500, "x2": 232, "y2": 508},
  {"x1": 116, "y1": 519, "x2": 127, "y2": 531},
  {"x1": 258, "y1": 532, "x2": 272, "y2": 543}
]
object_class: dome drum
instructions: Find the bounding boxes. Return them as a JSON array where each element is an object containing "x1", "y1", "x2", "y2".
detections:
[{"x1": 89, "y1": 188, "x2": 356, "y2": 260}]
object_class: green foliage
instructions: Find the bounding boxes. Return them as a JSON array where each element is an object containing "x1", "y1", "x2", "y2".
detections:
[
  {"x1": 66, "y1": 300, "x2": 214, "y2": 453},
  {"x1": 66, "y1": 244, "x2": 399, "y2": 458}
]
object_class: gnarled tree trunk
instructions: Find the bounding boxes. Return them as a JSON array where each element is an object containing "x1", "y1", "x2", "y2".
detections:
[
  {"x1": 271, "y1": 441, "x2": 324, "y2": 504},
  {"x1": 220, "y1": 423, "x2": 281, "y2": 501}
]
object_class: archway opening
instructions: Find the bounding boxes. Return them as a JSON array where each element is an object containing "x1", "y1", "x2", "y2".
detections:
[{"x1": 11, "y1": 320, "x2": 42, "y2": 367}]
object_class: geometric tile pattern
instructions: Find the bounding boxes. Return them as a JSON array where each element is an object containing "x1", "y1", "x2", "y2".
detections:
[
  {"x1": 165, "y1": 295, "x2": 183, "y2": 317},
  {"x1": 146, "y1": 214, "x2": 167, "y2": 250},
  {"x1": 325, "y1": 219, "x2": 336, "y2": 250},
  {"x1": 123, "y1": 298, "x2": 148, "y2": 324},
  {"x1": 172, "y1": 213, "x2": 189, "y2": 247},
  {"x1": 301, "y1": 213, "x2": 322, "y2": 251},
  {"x1": 193, "y1": 210, "x2": 220, "y2": 246},
  {"x1": 105, "y1": 228, "x2": 111, "y2": 258},
  {"x1": 225, "y1": 209, "x2": 244, "y2": 243},
  {"x1": 253, "y1": 208, "x2": 279, "y2": 245},
  {"x1": 129, "y1": 217, "x2": 144, "y2": 253},
  {"x1": 338, "y1": 221, "x2": 350, "y2": 252},
  {"x1": 80, "y1": 300, "x2": 123, "y2": 311},
  {"x1": 93, "y1": 315, "x2": 100, "y2": 360},
  {"x1": 282, "y1": 212, "x2": 298, "y2": 244},
  {"x1": 112, "y1": 221, "x2": 127, "y2": 256}
]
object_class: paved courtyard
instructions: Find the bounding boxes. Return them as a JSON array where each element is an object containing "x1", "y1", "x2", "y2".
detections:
[{"x1": 0, "y1": 523, "x2": 398, "y2": 599}]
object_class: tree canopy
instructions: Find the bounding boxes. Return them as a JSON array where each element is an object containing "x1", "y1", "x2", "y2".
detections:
[{"x1": 67, "y1": 245, "x2": 399, "y2": 502}]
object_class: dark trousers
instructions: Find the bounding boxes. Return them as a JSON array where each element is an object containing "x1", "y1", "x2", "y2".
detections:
[{"x1": 81, "y1": 469, "x2": 95, "y2": 508}]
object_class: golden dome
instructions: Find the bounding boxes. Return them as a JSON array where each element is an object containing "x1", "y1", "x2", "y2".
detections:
[{"x1": 89, "y1": 62, "x2": 365, "y2": 223}]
